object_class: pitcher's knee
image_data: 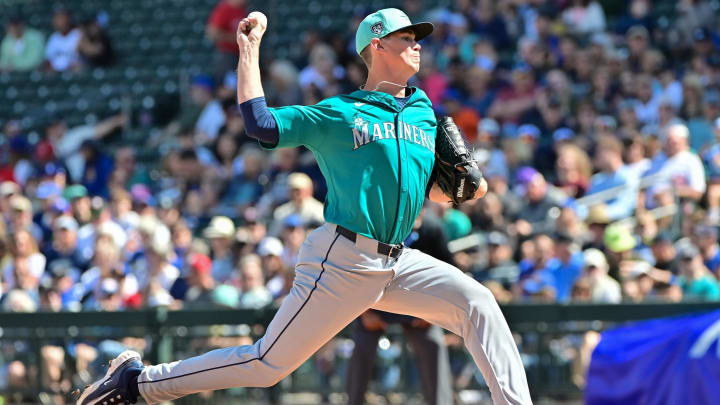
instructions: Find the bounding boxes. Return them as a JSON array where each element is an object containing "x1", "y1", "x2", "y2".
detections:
[
  {"x1": 464, "y1": 283, "x2": 503, "y2": 323},
  {"x1": 467, "y1": 283, "x2": 497, "y2": 308}
]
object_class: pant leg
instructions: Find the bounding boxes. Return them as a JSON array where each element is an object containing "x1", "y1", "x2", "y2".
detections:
[
  {"x1": 373, "y1": 248, "x2": 532, "y2": 405},
  {"x1": 138, "y1": 225, "x2": 394, "y2": 404},
  {"x1": 403, "y1": 325, "x2": 453, "y2": 405},
  {"x1": 346, "y1": 319, "x2": 383, "y2": 405}
]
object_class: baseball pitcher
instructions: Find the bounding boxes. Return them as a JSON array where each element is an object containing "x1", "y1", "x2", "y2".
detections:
[{"x1": 77, "y1": 8, "x2": 532, "y2": 405}]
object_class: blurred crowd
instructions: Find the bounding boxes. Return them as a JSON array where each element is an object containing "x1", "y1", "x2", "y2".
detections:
[
  {"x1": 2, "y1": 0, "x2": 720, "y2": 321},
  {"x1": 1, "y1": 6, "x2": 114, "y2": 73}
]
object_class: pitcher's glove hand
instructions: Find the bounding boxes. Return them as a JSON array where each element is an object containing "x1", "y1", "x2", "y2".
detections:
[{"x1": 434, "y1": 116, "x2": 483, "y2": 204}]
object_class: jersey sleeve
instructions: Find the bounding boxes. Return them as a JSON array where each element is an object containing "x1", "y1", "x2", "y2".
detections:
[{"x1": 266, "y1": 102, "x2": 339, "y2": 150}]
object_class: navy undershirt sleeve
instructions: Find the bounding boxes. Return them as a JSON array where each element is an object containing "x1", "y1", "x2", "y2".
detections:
[{"x1": 238, "y1": 96, "x2": 279, "y2": 145}]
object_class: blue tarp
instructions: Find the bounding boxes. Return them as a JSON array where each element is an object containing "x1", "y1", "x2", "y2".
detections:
[{"x1": 586, "y1": 309, "x2": 720, "y2": 405}]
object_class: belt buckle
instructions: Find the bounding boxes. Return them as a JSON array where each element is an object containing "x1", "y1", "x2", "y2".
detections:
[{"x1": 389, "y1": 243, "x2": 403, "y2": 257}]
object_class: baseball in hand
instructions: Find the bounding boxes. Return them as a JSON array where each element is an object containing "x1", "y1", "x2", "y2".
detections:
[{"x1": 237, "y1": 11, "x2": 267, "y2": 45}]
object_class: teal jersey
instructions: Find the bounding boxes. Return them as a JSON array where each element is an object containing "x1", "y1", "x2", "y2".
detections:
[{"x1": 266, "y1": 88, "x2": 436, "y2": 245}]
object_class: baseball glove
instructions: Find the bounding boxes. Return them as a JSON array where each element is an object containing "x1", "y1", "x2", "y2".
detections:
[{"x1": 433, "y1": 116, "x2": 484, "y2": 204}]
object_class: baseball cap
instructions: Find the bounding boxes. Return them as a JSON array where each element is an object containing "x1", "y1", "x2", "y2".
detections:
[
  {"x1": 583, "y1": 248, "x2": 608, "y2": 271},
  {"x1": 189, "y1": 253, "x2": 212, "y2": 275},
  {"x1": 203, "y1": 216, "x2": 235, "y2": 239},
  {"x1": 516, "y1": 124, "x2": 540, "y2": 139},
  {"x1": 515, "y1": 166, "x2": 539, "y2": 185},
  {"x1": 54, "y1": 215, "x2": 78, "y2": 232},
  {"x1": 0, "y1": 181, "x2": 20, "y2": 197},
  {"x1": 100, "y1": 278, "x2": 119, "y2": 296},
  {"x1": 678, "y1": 244, "x2": 700, "y2": 260},
  {"x1": 42, "y1": 162, "x2": 66, "y2": 177},
  {"x1": 356, "y1": 8, "x2": 434, "y2": 55},
  {"x1": 10, "y1": 195, "x2": 32, "y2": 212},
  {"x1": 443, "y1": 209, "x2": 472, "y2": 241},
  {"x1": 486, "y1": 231, "x2": 509, "y2": 246},
  {"x1": 284, "y1": 213, "x2": 304, "y2": 229},
  {"x1": 627, "y1": 25, "x2": 649, "y2": 39},
  {"x1": 191, "y1": 74, "x2": 214, "y2": 91},
  {"x1": 34, "y1": 142, "x2": 55, "y2": 162},
  {"x1": 257, "y1": 237, "x2": 284, "y2": 257},
  {"x1": 130, "y1": 184, "x2": 155, "y2": 206},
  {"x1": 138, "y1": 215, "x2": 159, "y2": 235},
  {"x1": 604, "y1": 224, "x2": 636, "y2": 253},
  {"x1": 586, "y1": 204, "x2": 610, "y2": 225},
  {"x1": 478, "y1": 118, "x2": 500, "y2": 136},
  {"x1": 62, "y1": 184, "x2": 88, "y2": 201},
  {"x1": 552, "y1": 128, "x2": 575, "y2": 143},
  {"x1": 287, "y1": 172, "x2": 312, "y2": 190},
  {"x1": 150, "y1": 226, "x2": 172, "y2": 255},
  {"x1": 211, "y1": 285, "x2": 240, "y2": 308},
  {"x1": 652, "y1": 231, "x2": 674, "y2": 245}
]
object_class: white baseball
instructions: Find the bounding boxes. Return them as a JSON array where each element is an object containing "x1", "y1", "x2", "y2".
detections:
[{"x1": 248, "y1": 11, "x2": 267, "y2": 31}]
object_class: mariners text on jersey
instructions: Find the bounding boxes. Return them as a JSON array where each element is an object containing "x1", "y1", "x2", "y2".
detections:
[{"x1": 352, "y1": 118, "x2": 435, "y2": 152}]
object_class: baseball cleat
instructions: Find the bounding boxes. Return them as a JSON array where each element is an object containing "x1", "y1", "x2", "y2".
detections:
[{"x1": 75, "y1": 350, "x2": 144, "y2": 405}]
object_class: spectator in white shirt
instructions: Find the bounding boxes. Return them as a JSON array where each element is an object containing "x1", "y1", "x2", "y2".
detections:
[
  {"x1": 45, "y1": 8, "x2": 82, "y2": 72},
  {"x1": 562, "y1": 0, "x2": 606, "y2": 35},
  {"x1": 647, "y1": 124, "x2": 706, "y2": 202},
  {"x1": 269, "y1": 173, "x2": 324, "y2": 236}
]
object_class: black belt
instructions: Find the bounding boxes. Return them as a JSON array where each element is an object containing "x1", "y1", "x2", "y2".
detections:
[{"x1": 335, "y1": 225, "x2": 404, "y2": 258}]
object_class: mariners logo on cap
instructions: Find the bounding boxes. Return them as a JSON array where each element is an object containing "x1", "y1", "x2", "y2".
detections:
[{"x1": 371, "y1": 22, "x2": 383, "y2": 35}]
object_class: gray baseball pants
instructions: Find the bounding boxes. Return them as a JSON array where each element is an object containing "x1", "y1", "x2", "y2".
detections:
[{"x1": 138, "y1": 223, "x2": 532, "y2": 405}]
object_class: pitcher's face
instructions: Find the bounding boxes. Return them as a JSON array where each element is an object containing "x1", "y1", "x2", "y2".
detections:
[{"x1": 379, "y1": 30, "x2": 421, "y2": 74}]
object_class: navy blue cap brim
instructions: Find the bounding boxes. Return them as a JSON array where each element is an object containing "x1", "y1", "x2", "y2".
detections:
[{"x1": 389, "y1": 22, "x2": 434, "y2": 41}]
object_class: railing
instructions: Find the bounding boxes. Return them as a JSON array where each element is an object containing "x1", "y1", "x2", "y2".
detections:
[
  {"x1": 2, "y1": 302, "x2": 719, "y2": 403},
  {"x1": 448, "y1": 170, "x2": 682, "y2": 253}
]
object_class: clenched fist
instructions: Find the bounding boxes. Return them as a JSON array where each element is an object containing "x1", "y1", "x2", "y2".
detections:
[{"x1": 237, "y1": 11, "x2": 267, "y2": 47}]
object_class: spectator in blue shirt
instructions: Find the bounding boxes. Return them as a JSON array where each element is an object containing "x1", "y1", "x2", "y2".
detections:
[
  {"x1": 514, "y1": 234, "x2": 557, "y2": 301},
  {"x1": 703, "y1": 117, "x2": 720, "y2": 224},
  {"x1": 549, "y1": 233, "x2": 584, "y2": 302},
  {"x1": 586, "y1": 135, "x2": 639, "y2": 220},
  {"x1": 695, "y1": 224, "x2": 720, "y2": 277}
]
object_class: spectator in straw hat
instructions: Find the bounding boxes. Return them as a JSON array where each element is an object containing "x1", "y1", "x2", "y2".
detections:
[
  {"x1": 270, "y1": 172, "x2": 324, "y2": 236},
  {"x1": 203, "y1": 216, "x2": 236, "y2": 283},
  {"x1": 9, "y1": 195, "x2": 43, "y2": 242}
]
